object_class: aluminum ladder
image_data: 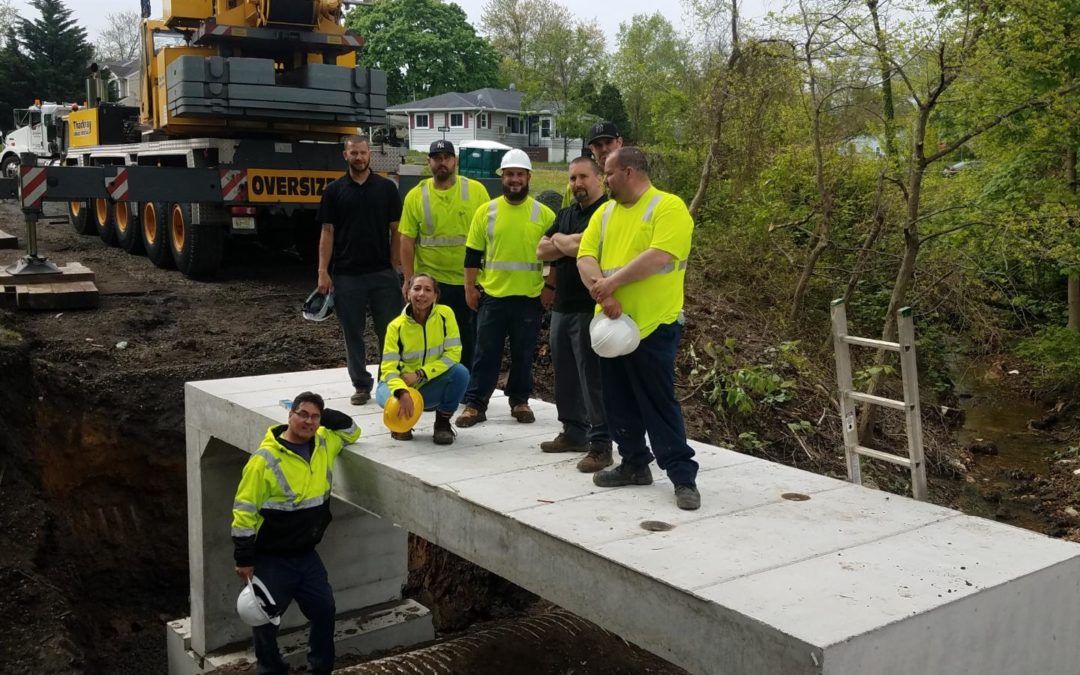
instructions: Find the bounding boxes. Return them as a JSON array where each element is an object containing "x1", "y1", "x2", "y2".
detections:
[{"x1": 830, "y1": 299, "x2": 927, "y2": 500}]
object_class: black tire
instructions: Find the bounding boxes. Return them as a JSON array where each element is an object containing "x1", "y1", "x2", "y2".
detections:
[
  {"x1": 68, "y1": 199, "x2": 95, "y2": 235},
  {"x1": 537, "y1": 189, "x2": 563, "y2": 213},
  {"x1": 114, "y1": 201, "x2": 144, "y2": 254},
  {"x1": 169, "y1": 202, "x2": 225, "y2": 280},
  {"x1": 93, "y1": 197, "x2": 118, "y2": 246},
  {"x1": 291, "y1": 209, "x2": 320, "y2": 264},
  {"x1": 140, "y1": 201, "x2": 175, "y2": 269},
  {"x1": 1, "y1": 154, "x2": 18, "y2": 179}
]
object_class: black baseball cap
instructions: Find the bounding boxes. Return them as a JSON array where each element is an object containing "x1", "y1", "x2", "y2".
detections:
[
  {"x1": 429, "y1": 139, "x2": 455, "y2": 156},
  {"x1": 587, "y1": 121, "x2": 620, "y2": 145}
]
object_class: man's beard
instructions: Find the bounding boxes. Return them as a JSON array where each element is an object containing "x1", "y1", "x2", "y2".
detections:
[
  {"x1": 573, "y1": 188, "x2": 589, "y2": 203},
  {"x1": 502, "y1": 183, "x2": 529, "y2": 201},
  {"x1": 349, "y1": 159, "x2": 369, "y2": 174},
  {"x1": 433, "y1": 166, "x2": 452, "y2": 181}
]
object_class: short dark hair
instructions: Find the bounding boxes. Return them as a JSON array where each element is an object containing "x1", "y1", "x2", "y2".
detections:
[
  {"x1": 610, "y1": 147, "x2": 649, "y2": 176},
  {"x1": 292, "y1": 391, "x2": 325, "y2": 413},
  {"x1": 569, "y1": 156, "x2": 601, "y2": 175},
  {"x1": 343, "y1": 134, "x2": 369, "y2": 148},
  {"x1": 409, "y1": 272, "x2": 441, "y2": 301}
]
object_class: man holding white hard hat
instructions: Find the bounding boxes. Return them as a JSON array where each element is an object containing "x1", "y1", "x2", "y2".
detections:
[{"x1": 577, "y1": 147, "x2": 700, "y2": 510}]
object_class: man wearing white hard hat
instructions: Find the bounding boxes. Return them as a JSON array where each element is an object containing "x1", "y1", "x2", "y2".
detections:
[
  {"x1": 232, "y1": 392, "x2": 361, "y2": 674},
  {"x1": 577, "y1": 147, "x2": 700, "y2": 510},
  {"x1": 456, "y1": 148, "x2": 556, "y2": 427}
]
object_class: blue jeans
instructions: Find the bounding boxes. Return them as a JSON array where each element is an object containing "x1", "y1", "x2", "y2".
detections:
[
  {"x1": 597, "y1": 321, "x2": 698, "y2": 486},
  {"x1": 376, "y1": 363, "x2": 470, "y2": 414},
  {"x1": 464, "y1": 294, "x2": 543, "y2": 411},
  {"x1": 332, "y1": 269, "x2": 403, "y2": 392},
  {"x1": 251, "y1": 550, "x2": 335, "y2": 675}
]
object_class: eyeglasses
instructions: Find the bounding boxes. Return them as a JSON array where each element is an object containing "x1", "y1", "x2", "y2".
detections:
[{"x1": 291, "y1": 410, "x2": 321, "y2": 422}]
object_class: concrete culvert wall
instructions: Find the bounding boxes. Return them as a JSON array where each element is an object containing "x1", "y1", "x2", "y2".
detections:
[{"x1": 337, "y1": 608, "x2": 690, "y2": 675}]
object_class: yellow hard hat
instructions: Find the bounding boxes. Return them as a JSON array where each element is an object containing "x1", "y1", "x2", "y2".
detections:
[{"x1": 383, "y1": 387, "x2": 424, "y2": 433}]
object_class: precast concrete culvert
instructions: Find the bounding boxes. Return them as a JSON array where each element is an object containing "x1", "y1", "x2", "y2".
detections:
[{"x1": 338, "y1": 607, "x2": 689, "y2": 675}]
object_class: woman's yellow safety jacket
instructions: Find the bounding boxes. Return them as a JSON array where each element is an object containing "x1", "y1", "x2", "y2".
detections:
[{"x1": 379, "y1": 303, "x2": 462, "y2": 395}]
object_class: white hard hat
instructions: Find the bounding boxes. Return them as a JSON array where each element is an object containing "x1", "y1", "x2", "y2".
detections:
[
  {"x1": 498, "y1": 148, "x2": 532, "y2": 174},
  {"x1": 589, "y1": 313, "x2": 640, "y2": 358},
  {"x1": 302, "y1": 289, "x2": 335, "y2": 322},
  {"x1": 237, "y1": 576, "x2": 281, "y2": 627}
]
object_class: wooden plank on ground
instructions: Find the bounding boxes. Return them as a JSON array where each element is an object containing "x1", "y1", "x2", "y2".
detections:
[
  {"x1": 0, "y1": 262, "x2": 96, "y2": 286},
  {"x1": 12, "y1": 279, "x2": 99, "y2": 310}
]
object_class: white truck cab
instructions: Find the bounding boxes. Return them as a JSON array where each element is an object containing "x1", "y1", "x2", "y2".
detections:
[{"x1": 2, "y1": 102, "x2": 71, "y2": 177}]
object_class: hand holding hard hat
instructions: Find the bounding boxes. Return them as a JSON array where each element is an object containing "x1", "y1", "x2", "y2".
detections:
[
  {"x1": 384, "y1": 387, "x2": 424, "y2": 433},
  {"x1": 589, "y1": 313, "x2": 641, "y2": 358},
  {"x1": 237, "y1": 576, "x2": 281, "y2": 627}
]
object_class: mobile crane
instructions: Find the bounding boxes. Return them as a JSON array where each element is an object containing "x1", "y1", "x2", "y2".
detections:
[{"x1": 19, "y1": 0, "x2": 395, "y2": 279}]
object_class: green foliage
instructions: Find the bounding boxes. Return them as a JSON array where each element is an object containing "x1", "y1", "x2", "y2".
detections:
[
  {"x1": 737, "y1": 431, "x2": 766, "y2": 451},
  {"x1": 688, "y1": 339, "x2": 798, "y2": 416},
  {"x1": 347, "y1": 0, "x2": 500, "y2": 106},
  {"x1": 587, "y1": 83, "x2": 630, "y2": 139},
  {"x1": 853, "y1": 364, "x2": 896, "y2": 391},
  {"x1": 1017, "y1": 327, "x2": 1080, "y2": 392},
  {"x1": 2, "y1": 0, "x2": 91, "y2": 113}
]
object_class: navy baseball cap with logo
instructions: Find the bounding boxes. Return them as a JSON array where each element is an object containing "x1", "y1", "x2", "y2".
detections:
[
  {"x1": 587, "y1": 121, "x2": 620, "y2": 145},
  {"x1": 429, "y1": 139, "x2": 455, "y2": 156}
]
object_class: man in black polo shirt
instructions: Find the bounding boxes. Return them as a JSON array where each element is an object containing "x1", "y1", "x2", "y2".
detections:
[
  {"x1": 317, "y1": 134, "x2": 403, "y2": 405},
  {"x1": 536, "y1": 156, "x2": 612, "y2": 472}
]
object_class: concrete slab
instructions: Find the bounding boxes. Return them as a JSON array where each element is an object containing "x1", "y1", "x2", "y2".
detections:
[{"x1": 186, "y1": 366, "x2": 1080, "y2": 675}]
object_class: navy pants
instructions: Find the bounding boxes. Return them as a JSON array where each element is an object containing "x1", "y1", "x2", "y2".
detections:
[
  {"x1": 333, "y1": 269, "x2": 403, "y2": 392},
  {"x1": 437, "y1": 283, "x2": 477, "y2": 373},
  {"x1": 598, "y1": 321, "x2": 698, "y2": 486},
  {"x1": 464, "y1": 294, "x2": 542, "y2": 410},
  {"x1": 252, "y1": 550, "x2": 336, "y2": 675},
  {"x1": 550, "y1": 311, "x2": 609, "y2": 445}
]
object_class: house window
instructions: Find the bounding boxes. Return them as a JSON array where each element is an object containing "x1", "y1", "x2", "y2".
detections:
[
  {"x1": 414, "y1": 113, "x2": 430, "y2": 129},
  {"x1": 540, "y1": 118, "x2": 552, "y2": 138},
  {"x1": 477, "y1": 112, "x2": 489, "y2": 129},
  {"x1": 507, "y1": 115, "x2": 521, "y2": 134},
  {"x1": 449, "y1": 112, "x2": 464, "y2": 128}
]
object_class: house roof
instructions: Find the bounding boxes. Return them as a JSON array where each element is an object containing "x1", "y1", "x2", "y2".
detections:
[
  {"x1": 99, "y1": 57, "x2": 139, "y2": 79},
  {"x1": 388, "y1": 88, "x2": 557, "y2": 114}
]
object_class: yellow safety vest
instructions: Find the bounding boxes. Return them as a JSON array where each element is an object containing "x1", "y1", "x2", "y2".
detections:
[
  {"x1": 401, "y1": 177, "x2": 490, "y2": 285},
  {"x1": 466, "y1": 196, "x2": 555, "y2": 298}
]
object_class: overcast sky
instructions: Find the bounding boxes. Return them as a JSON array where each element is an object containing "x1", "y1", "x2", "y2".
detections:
[{"x1": 13, "y1": 0, "x2": 780, "y2": 49}]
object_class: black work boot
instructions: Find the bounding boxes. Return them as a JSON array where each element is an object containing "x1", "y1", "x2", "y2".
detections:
[
  {"x1": 674, "y1": 484, "x2": 701, "y2": 510},
  {"x1": 592, "y1": 462, "x2": 653, "y2": 487},
  {"x1": 433, "y1": 411, "x2": 456, "y2": 445}
]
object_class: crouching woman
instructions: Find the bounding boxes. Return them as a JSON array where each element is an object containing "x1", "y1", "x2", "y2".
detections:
[{"x1": 377, "y1": 273, "x2": 470, "y2": 444}]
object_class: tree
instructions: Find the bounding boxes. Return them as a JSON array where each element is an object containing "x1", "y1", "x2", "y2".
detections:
[
  {"x1": 612, "y1": 13, "x2": 691, "y2": 144},
  {"x1": 17, "y1": 0, "x2": 93, "y2": 103},
  {"x1": 346, "y1": 0, "x2": 500, "y2": 106},
  {"x1": 0, "y1": 26, "x2": 32, "y2": 130},
  {"x1": 94, "y1": 10, "x2": 140, "y2": 62},
  {"x1": 588, "y1": 83, "x2": 631, "y2": 139}
]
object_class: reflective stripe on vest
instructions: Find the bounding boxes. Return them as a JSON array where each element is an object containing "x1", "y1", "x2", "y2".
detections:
[
  {"x1": 253, "y1": 448, "x2": 297, "y2": 503},
  {"x1": 597, "y1": 194, "x2": 686, "y2": 278},
  {"x1": 419, "y1": 180, "x2": 470, "y2": 246},
  {"x1": 485, "y1": 199, "x2": 543, "y2": 272}
]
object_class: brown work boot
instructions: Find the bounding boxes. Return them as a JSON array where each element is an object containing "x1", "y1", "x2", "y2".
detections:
[
  {"x1": 455, "y1": 406, "x2": 486, "y2": 428},
  {"x1": 350, "y1": 389, "x2": 371, "y2": 405},
  {"x1": 540, "y1": 433, "x2": 586, "y2": 453},
  {"x1": 577, "y1": 443, "x2": 613, "y2": 472},
  {"x1": 511, "y1": 403, "x2": 535, "y2": 423},
  {"x1": 433, "y1": 411, "x2": 456, "y2": 445},
  {"x1": 391, "y1": 430, "x2": 413, "y2": 441}
]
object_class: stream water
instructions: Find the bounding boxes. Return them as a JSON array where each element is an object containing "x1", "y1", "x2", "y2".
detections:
[{"x1": 953, "y1": 361, "x2": 1060, "y2": 530}]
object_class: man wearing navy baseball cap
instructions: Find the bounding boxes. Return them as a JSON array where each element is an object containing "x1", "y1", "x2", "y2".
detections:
[{"x1": 562, "y1": 121, "x2": 624, "y2": 207}]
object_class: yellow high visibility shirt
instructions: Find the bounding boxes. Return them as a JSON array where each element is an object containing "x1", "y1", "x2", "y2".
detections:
[
  {"x1": 400, "y1": 177, "x2": 491, "y2": 285},
  {"x1": 466, "y1": 195, "x2": 555, "y2": 298},
  {"x1": 578, "y1": 186, "x2": 693, "y2": 339}
]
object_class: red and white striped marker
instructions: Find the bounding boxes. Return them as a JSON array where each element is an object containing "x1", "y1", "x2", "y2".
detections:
[
  {"x1": 106, "y1": 168, "x2": 129, "y2": 201},
  {"x1": 19, "y1": 166, "x2": 47, "y2": 209},
  {"x1": 220, "y1": 169, "x2": 247, "y2": 202}
]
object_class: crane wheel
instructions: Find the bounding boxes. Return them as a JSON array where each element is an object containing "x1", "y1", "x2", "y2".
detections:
[
  {"x1": 94, "y1": 198, "x2": 118, "y2": 246},
  {"x1": 115, "y1": 201, "x2": 144, "y2": 255},
  {"x1": 169, "y1": 202, "x2": 224, "y2": 280},
  {"x1": 140, "y1": 201, "x2": 175, "y2": 269},
  {"x1": 68, "y1": 199, "x2": 95, "y2": 235}
]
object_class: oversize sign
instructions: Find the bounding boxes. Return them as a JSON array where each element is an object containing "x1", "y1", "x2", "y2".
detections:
[{"x1": 246, "y1": 169, "x2": 342, "y2": 203}]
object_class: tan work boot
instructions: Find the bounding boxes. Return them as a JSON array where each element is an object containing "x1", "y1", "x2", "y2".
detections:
[
  {"x1": 455, "y1": 406, "x2": 487, "y2": 428},
  {"x1": 350, "y1": 389, "x2": 371, "y2": 405},
  {"x1": 577, "y1": 443, "x2": 613, "y2": 472},
  {"x1": 511, "y1": 403, "x2": 535, "y2": 423},
  {"x1": 391, "y1": 429, "x2": 413, "y2": 441},
  {"x1": 540, "y1": 433, "x2": 586, "y2": 453}
]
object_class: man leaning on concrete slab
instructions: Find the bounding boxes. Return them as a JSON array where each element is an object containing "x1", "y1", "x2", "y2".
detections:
[{"x1": 231, "y1": 391, "x2": 360, "y2": 675}]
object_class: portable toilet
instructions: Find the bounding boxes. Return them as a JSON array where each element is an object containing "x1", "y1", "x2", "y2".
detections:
[{"x1": 458, "y1": 140, "x2": 512, "y2": 178}]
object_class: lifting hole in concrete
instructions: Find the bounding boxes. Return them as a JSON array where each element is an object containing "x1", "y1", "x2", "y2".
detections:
[
  {"x1": 640, "y1": 520, "x2": 674, "y2": 532},
  {"x1": 782, "y1": 492, "x2": 811, "y2": 501}
]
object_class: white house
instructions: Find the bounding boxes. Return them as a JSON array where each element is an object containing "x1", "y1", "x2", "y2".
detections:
[
  {"x1": 101, "y1": 58, "x2": 141, "y2": 108},
  {"x1": 387, "y1": 87, "x2": 583, "y2": 162}
]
